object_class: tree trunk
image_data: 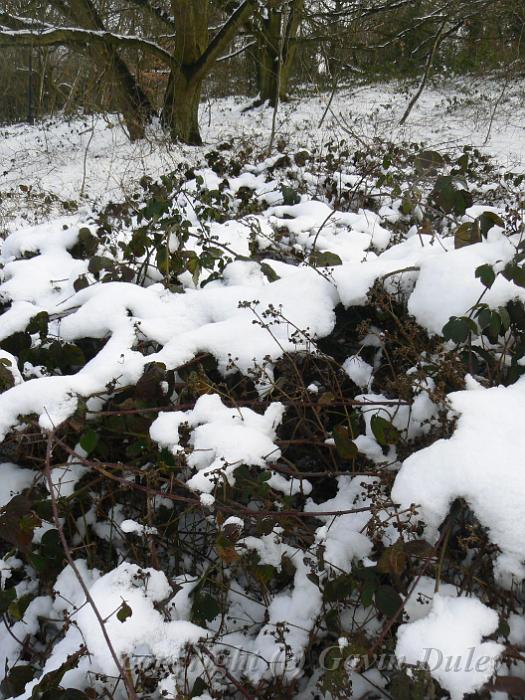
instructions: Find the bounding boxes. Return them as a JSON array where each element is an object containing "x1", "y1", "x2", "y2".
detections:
[
  {"x1": 161, "y1": 0, "x2": 255, "y2": 144},
  {"x1": 52, "y1": 0, "x2": 154, "y2": 140},
  {"x1": 161, "y1": 0, "x2": 208, "y2": 144},
  {"x1": 256, "y1": 0, "x2": 303, "y2": 106},
  {"x1": 106, "y1": 51, "x2": 153, "y2": 141},
  {"x1": 161, "y1": 67, "x2": 203, "y2": 145},
  {"x1": 258, "y1": 10, "x2": 282, "y2": 106}
]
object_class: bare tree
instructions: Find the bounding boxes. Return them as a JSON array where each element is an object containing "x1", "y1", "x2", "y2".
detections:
[{"x1": 0, "y1": 0, "x2": 256, "y2": 144}]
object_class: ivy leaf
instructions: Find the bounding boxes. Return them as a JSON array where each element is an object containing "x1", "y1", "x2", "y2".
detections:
[
  {"x1": 117, "y1": 601, "x2": 132, "y2": 623},
  {"x1": 333, "y1": 425, "x2": 358, "y2": 460},
  {"x1": 475, "y1": 264, "x2": 496, "y2": 289},
  {"x1": 370, "y1": 415, "x2": 400, "y2": 446},
  {"x1": 375, "y1": 584, "x2": 402, "y2": 617},
  {"x1": 79, "y1": 430, "x2": 99, "y2": 455}
]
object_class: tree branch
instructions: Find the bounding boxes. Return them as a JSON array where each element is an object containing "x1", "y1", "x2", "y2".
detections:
[
  {"x1": 191, "y1": 0, "x2": 256, "y2": 82},
  {"x1": 0, "y1": 26, "x2": 172, "y2": 64}
]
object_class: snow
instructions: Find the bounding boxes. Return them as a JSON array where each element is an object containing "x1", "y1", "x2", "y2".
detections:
[
  {"x1": 342, "y1": 354, "x2": 373, "y2": 389},
  {"x1": 120, "y1": 519, "x2": 158, "y2": 535},
  {"x1": 0, "y1": 463, "x2": 35, "y2": 507},
  {"x1": 150, "y1": 393, "x2": 284, "y2": 493},
  {"x1": 3, "y1": 78, "x2": 525, "y2": 218},
  {"x1": 2, "y1": 78, "x2": 525, "y2": 699},
  {"x1": 307, "y1": 476, "x2": 374, "y2": 573},
  {"x1": 21, "y1": 562, "x2": 207, "y2": 698},
  {"x1": 403, "y1": 576, "x2": 458, "y2": 622},
  {"x1": 392, "y1": 377, "x2": 525, "y2": 583},
  {"x1": 396, "y1": 594, "x2": 504, "y2": 700}
]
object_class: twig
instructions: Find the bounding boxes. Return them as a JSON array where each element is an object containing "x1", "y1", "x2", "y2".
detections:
[
  {"x1": 399, "y1": 19, "x2": 447, "y2": 126},
  {"x1": 200, "y1": 645, "x2": 256, "y2": 700},
  {"x1": 44, "y1": 433, "x2": 139, "y2": 700}
]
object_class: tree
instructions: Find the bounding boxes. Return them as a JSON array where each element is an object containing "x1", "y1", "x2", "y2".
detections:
[
  {"x1": 251, "y1": 0, "x2": 304, "y2": 106},
  {"x1": 0, "y1": 0, "x2": 256, "y2": 144},
  {"x1": 161, "y1": 0, "x2": 255, "y2": 144}
]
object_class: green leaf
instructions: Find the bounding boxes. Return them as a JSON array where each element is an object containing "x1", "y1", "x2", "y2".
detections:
[
  {"x1": 281, "y1": 185, "x2": 300, "y2": 205},
  {"x1": 310, "y1": 250, "x2": 343, "y2": 267},
  {"x1": 191, "y1": 677, "x2": 208, "y2": 698},
  {"x1": 488, "y1": 311, "x2": 502, "y2": 340},
  {"x1": 370, "y1": 415, "x2": 400, "y2": 446},
  {"x1": 476, "y1": 307, "x2": 492, "y2": 330},
  {"x1": 88, "y1": 256, "x2": 114, "y2": 275},
  {"x1": 77, "y1": 227, "x2": 98, "y2": 256},
  {"x1": 431, "y1": 175, "x2": 472, "y2": 215},
  {"x1": 192, "y1": 592, "x2": 220, "y2": 624},
  {"x1": 252, "y1": 563, "x2": 277, "y2": 585},
  {"x1": 0, "y1": 664, "x2": 35, "y2": 697},
  {"x1": 117, "y1": 601, "x2": 132, "y2": 623},
  {"x1": 0, "y1": 331, "x2": 31, "y2": 357},
  {"x1": 73, "y1": 274, "x2": 89, "y2": 292},
  {"x1": 260, "y1": 262, "x2": 280, "y2": 282},
  {"x1": 8, "y1": 593, "x2": 33, "y2": 621},
  {"x1": 475, "y1": 264, "x2": 496, "y2": 289},
  {"x1": 332, "y1": 425, "x2": 358, "y2": 460},
  {"x1": 414, "y1": 149, "x2": 444, "y2": 174},
  {"x1": 477, "y1": 211, "x2": 504, "y2": 238},
  {"x1": 323, "y1": 573, "x2": 353, "y2": 602},
  {"x1": 498, "y1": 306, "x2": 511, "y2": 332},
  {"x1": 375, "y1": 584, "x2": 402, "y2": 617},
  {"x1": 0, "y1": 587, "x2": 16, "y2": 615},
  {"x1": 40, "y1": 689, "x2": 90, "y2": 700},
  {"x1": 442, "y1": 316, "x2": 477, "y2": 343},
  {"x1": 0, "y1": 360, "x2": 15, "y2": 392},
  {"x1": 503, "y1": 263, "x2": 525, "y2": 289},
  {"x1": 79, "y1": 430, "x2": 98, "y2": 455},
  {"x1": 454, "y1": 221, "x2": 480, "y2": 249},
  {"x1": 26, "y1": 311, "x2": 49, "y2": 338}
]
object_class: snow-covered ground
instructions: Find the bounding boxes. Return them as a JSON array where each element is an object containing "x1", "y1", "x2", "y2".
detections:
[
  {"x1": 1, "y1": 79, "x2": 525, "y2": 699},
  {"x1": 1, "y1": 77, "x2": 524, "y2": 222}
]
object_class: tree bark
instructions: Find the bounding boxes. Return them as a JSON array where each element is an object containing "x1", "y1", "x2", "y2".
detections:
[
  {"x1": 162, "y1": 66, "x2": 204, "y2": 145},
  {"x1": 161, "y1": 0, "x2": 255, "y2": 144},
  {"x1": 52, "y1": 0, "x2": 155, "y2": 140},
  {"x1": 255, "y1": 0, "x2": 303, "y2": 106},
  {"x1": 0, "y1": 0, "x2": 255, "y2": 145}
]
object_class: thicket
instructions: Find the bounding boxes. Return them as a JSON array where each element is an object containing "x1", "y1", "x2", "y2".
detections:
[{"x1": 1, "y1": 136, "x2": 525, "y2": 698}]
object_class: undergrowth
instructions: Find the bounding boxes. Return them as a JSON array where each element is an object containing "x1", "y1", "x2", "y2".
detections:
[{"x1": 1, "y1": 138, "x2": 525, "y2": 699}]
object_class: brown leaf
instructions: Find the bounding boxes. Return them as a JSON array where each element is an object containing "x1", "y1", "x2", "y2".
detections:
[{"x1": 489, "y1": 676, "x2": 525, "y2": 696}]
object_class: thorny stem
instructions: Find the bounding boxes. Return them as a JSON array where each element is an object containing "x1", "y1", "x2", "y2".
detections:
[
  {"x1": 44, "y1": 433, "x2": 139, "y2": 700},
  {"x1": 49, "y1": 433, "x2": 386, "y2": 520},
  {"x1": 200, "y1": 645, "x2": 256, "y2": 700}
]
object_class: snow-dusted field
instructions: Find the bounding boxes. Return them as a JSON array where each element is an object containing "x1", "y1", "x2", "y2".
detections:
[
  {"x1": 1, "y1": 77, "x2": 524, "y2": 220},
  {"x1": 1, "y1": 79, "x2": 525, "y2": 699}
]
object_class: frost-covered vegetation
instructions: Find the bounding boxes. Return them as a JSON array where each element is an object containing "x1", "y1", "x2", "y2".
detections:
[{"x1": 2, "y1": 84, "x2": 525, "y2": 700}]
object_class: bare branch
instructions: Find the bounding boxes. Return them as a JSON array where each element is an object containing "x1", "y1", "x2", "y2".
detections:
[{"x1": 0, "y1": 25, "x2": 173, "y2": 64}]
